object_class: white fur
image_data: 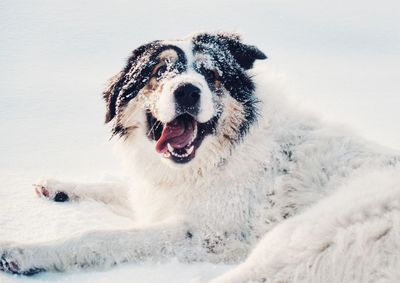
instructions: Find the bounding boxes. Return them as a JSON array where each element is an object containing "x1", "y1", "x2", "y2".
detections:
[
  {"x1": 209, "y1": 168, "x2": 400, "y2": 283},
  {"x1": 2, "y1": 60, "x2": 400, "y2": 282},
  {"x1": 157, "y1": 71, "x2": 215, "y2": 123}
]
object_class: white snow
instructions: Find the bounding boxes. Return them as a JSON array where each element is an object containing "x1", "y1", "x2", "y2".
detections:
[{"x1": 0, "y1": 0, "x2": 399, "y2": 282}]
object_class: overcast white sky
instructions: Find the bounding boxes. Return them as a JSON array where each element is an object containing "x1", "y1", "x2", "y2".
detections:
[{"x1": 0, "y1": 1, "x2": 399, "y2": 282}]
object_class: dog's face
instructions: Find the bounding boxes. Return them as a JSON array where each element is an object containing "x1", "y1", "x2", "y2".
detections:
[{"x1": 104, "y1": 32, "x2": 266, "y2": 167}]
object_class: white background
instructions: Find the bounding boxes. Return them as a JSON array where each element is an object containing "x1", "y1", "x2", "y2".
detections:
[{"x1": 0, "y1": 0, "x2": 399, "y2": 282}]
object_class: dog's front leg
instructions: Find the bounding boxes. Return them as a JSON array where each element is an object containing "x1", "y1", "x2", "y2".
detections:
[{"x1": 0, "y1": 221, "x2": 191, "y2": 275}]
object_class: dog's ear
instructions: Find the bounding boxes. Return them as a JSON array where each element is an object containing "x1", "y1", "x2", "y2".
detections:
[
  {"x1": 103, "y1": 42, "x2": 156, "y2": 123},
  {"x1": 103, "y1": 71, "x2": 124, "y2": 123},
  {"x1": 217, "y1": 32, "x2": 267, "y2": 70}
]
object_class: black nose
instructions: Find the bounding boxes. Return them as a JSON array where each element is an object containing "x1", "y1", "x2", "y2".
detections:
[{"x1": 174, "y1": 84, "x2": 200, "y2": 109}]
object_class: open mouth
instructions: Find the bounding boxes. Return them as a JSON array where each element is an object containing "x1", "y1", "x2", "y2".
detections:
[{"x1": 147, "y1": 113, "x2": 217, "y2": 164}]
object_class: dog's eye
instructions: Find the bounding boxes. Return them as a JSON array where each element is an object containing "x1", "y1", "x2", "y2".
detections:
[
  {"x1": 155, "y1": 65, "x2": 168, "y2": 79},
  {"x1": 204, "y1": 69, "x2": 219, "y2": 82}
]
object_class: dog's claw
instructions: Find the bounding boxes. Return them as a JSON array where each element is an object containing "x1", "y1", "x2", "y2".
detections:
[
  {"x1": 0, "y1": 255, "x2": 19, "y2": 274},
  {"x1": 33, "y1": 183, "x2": 50, "y2": 198},
  {"x1": 0, "y1": 255, "x2": 45, "y2": 276},
  {"x1": 35, "y1": 186, "x2": 50, "y2": 198}
]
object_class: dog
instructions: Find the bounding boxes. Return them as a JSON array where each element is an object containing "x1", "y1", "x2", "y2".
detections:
[{"x1": 1, "y1": 32, "x2": 400, "y2": 282}]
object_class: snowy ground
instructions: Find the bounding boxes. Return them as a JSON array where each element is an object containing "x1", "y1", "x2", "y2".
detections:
[{"x1": 0, "y1": 0, "x2": 399, "y2": 282}]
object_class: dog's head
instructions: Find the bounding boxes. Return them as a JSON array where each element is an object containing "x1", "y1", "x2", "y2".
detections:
[{"x1": 104, "y1": 32, "x2": 266, "y2": 170}]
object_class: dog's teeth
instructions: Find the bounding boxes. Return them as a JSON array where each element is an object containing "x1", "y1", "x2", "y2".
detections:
[
  {"x1": 190, "y1": 124, "x2": 198, "y2": 144},
  {"x1": 186, "y1": 145, "x2": 194, "y2": 155},
  {"x1": 176, "y1": 153, "x2": 182, "y2": 157},
  {"x1": 167, "y1": 142, "x2": 194, "y2": 159},
  {"x1": 169, "y1": 150, "x2": 189, "y2": 158}
]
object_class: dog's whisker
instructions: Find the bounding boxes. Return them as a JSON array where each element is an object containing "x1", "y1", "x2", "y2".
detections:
[{"x1": 147, "y1": 120, "x2": 163, "y2": 139}]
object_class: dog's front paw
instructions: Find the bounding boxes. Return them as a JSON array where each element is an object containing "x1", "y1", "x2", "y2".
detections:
[
  {"x1": 34, "y1": 178, "x2": 70, "y2": 202},
  {"x1": 0, "y1": 245, "x2": 45, "y2": 276}
]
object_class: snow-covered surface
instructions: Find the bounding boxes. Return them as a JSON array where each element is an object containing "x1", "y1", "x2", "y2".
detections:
[{"x1": 0, "y1": 0, "x2": 399, "y2": 282}]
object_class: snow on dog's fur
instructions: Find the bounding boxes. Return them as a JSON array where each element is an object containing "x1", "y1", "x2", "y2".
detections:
[{"x1": 1, "y1": 32, "x2": 400, "y2": 282}]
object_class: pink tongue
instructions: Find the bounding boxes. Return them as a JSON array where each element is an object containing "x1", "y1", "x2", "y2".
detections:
[{"x1": 155, "y1": 118, "x2": 194, "y2": 153}]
